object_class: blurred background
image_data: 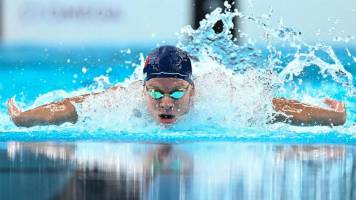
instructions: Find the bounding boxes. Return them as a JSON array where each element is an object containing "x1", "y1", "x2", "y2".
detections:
[
  {"x1": 0, "y1": 0, "x2": 355, "y2": 104},
  {"x1": 0, "y1": 0, "x2": 355, "y2": 45}
]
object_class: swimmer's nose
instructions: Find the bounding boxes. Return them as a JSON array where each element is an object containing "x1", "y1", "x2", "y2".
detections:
[{"x1": 159, "y1": 96, "x2": 174, "y2": 111}]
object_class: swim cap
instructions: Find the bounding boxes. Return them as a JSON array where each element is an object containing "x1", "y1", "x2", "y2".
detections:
[{"x1": 143, "y1": 45, "x2": 193, "y2": 85}]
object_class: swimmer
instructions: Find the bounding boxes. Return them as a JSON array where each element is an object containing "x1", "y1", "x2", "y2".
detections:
[{"x1": 7, "y1": 46, "x2": 347, "y2": 127}]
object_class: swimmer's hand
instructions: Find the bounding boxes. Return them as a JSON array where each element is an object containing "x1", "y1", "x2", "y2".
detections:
[
  {"x1": 272, "y1": 98, "x2": 346, "y2": 126},
  {"x1": 7, "y1": 97, "x2": 78, "y2": 127},
  {"x1": 323, "y1": 98, "x2": 345, "y2": 113},
  {"x1": 7, "y1": 98, "x2": 22, "y2": 121}
]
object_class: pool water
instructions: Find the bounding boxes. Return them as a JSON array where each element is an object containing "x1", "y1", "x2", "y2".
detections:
[{"x1": 0, "y1": 6, "x2": 355, "y2": 199}]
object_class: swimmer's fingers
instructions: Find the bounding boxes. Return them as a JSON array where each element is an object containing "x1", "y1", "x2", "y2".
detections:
[
  {"x1": 324, "y1": 98, "x2": 336, "y2": 108},
  {"x1": 323, "y1": 98, "x2": 345, "y2": 113},
  {"x1": 7, "y1": 97, "x2": 22, "y2": 117}
]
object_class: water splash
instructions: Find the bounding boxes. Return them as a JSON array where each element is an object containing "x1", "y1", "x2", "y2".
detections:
[
  {"x1": 178, "y1": 3, "x2": 355, "y2": 97},
  {"x1": 178, "y1": 7, "x2": 265, "y2": 71},
  {"x1": 178, "y1": 3, "x2": 355, "y2": 134}
]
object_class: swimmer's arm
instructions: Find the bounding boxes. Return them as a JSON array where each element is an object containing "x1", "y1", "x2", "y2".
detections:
[
  {"x1": 271, "y1": 98, "x2": 346, "y2": 126},
  {"x1": 7, "y1": 86, "x2": 122, "y2": 127}
]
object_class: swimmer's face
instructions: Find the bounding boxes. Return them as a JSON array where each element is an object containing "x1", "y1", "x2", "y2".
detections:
[{"x1": 144, "y1": 78, "x2": 195, "y2": 125}]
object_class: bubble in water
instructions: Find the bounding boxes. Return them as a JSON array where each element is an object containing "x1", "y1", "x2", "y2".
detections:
[
  {"x1": 106, "y1": 67, "x2": 112, "y2": 74},
  {"x1": 82, "y1": 67, "x2": 87, "y2": 74}
]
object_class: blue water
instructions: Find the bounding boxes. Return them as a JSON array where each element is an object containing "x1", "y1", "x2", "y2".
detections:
[
  {"x1": 0, "y1": 44, "x2": 355, "y2": 143},
  {"x1": 0, "y1": 44, "x2": 143, "y2": 99}
]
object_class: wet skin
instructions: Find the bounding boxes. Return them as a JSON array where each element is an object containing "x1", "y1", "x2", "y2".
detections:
[{"x1": 144, "y1": 78, "x2": 195, "y2": 125}]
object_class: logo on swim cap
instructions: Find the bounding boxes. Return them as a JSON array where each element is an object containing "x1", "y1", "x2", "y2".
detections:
[{"x1": 143, "y1": 45, "x2": 193, "y2": 84}]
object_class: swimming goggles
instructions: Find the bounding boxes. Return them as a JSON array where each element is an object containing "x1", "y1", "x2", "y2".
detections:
[{"x1": 146, "y1": 86, "x2": 189, "y2": 100}]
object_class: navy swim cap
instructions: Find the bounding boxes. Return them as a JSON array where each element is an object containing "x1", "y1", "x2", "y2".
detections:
[{"x1": 143, "y1": 45, "x2": 193, "y2": 84}]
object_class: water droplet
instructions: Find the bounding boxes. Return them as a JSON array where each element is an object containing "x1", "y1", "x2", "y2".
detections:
[
  {"x1": 106, "y1": 67, "x2": 112, "y2": 74},
  {"x1": 82, "y1": 67, "x2": 87, "y2": 74}
]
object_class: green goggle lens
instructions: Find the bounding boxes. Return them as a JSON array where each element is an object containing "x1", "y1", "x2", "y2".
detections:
[
  {"x1": 148, "y1": 90, "x2": 186, "y2": 100},
  {"x1": 170, "y1": 91, "x2": 185, "y2": 99},
  {"x1": 148, "y1": 91, "x2": 164, "y2": 99}
]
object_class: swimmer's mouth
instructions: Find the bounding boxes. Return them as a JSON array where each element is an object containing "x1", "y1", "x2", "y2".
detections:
[{"x1": 159, "y1": 114, "x2": 175, "y2": 119}]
